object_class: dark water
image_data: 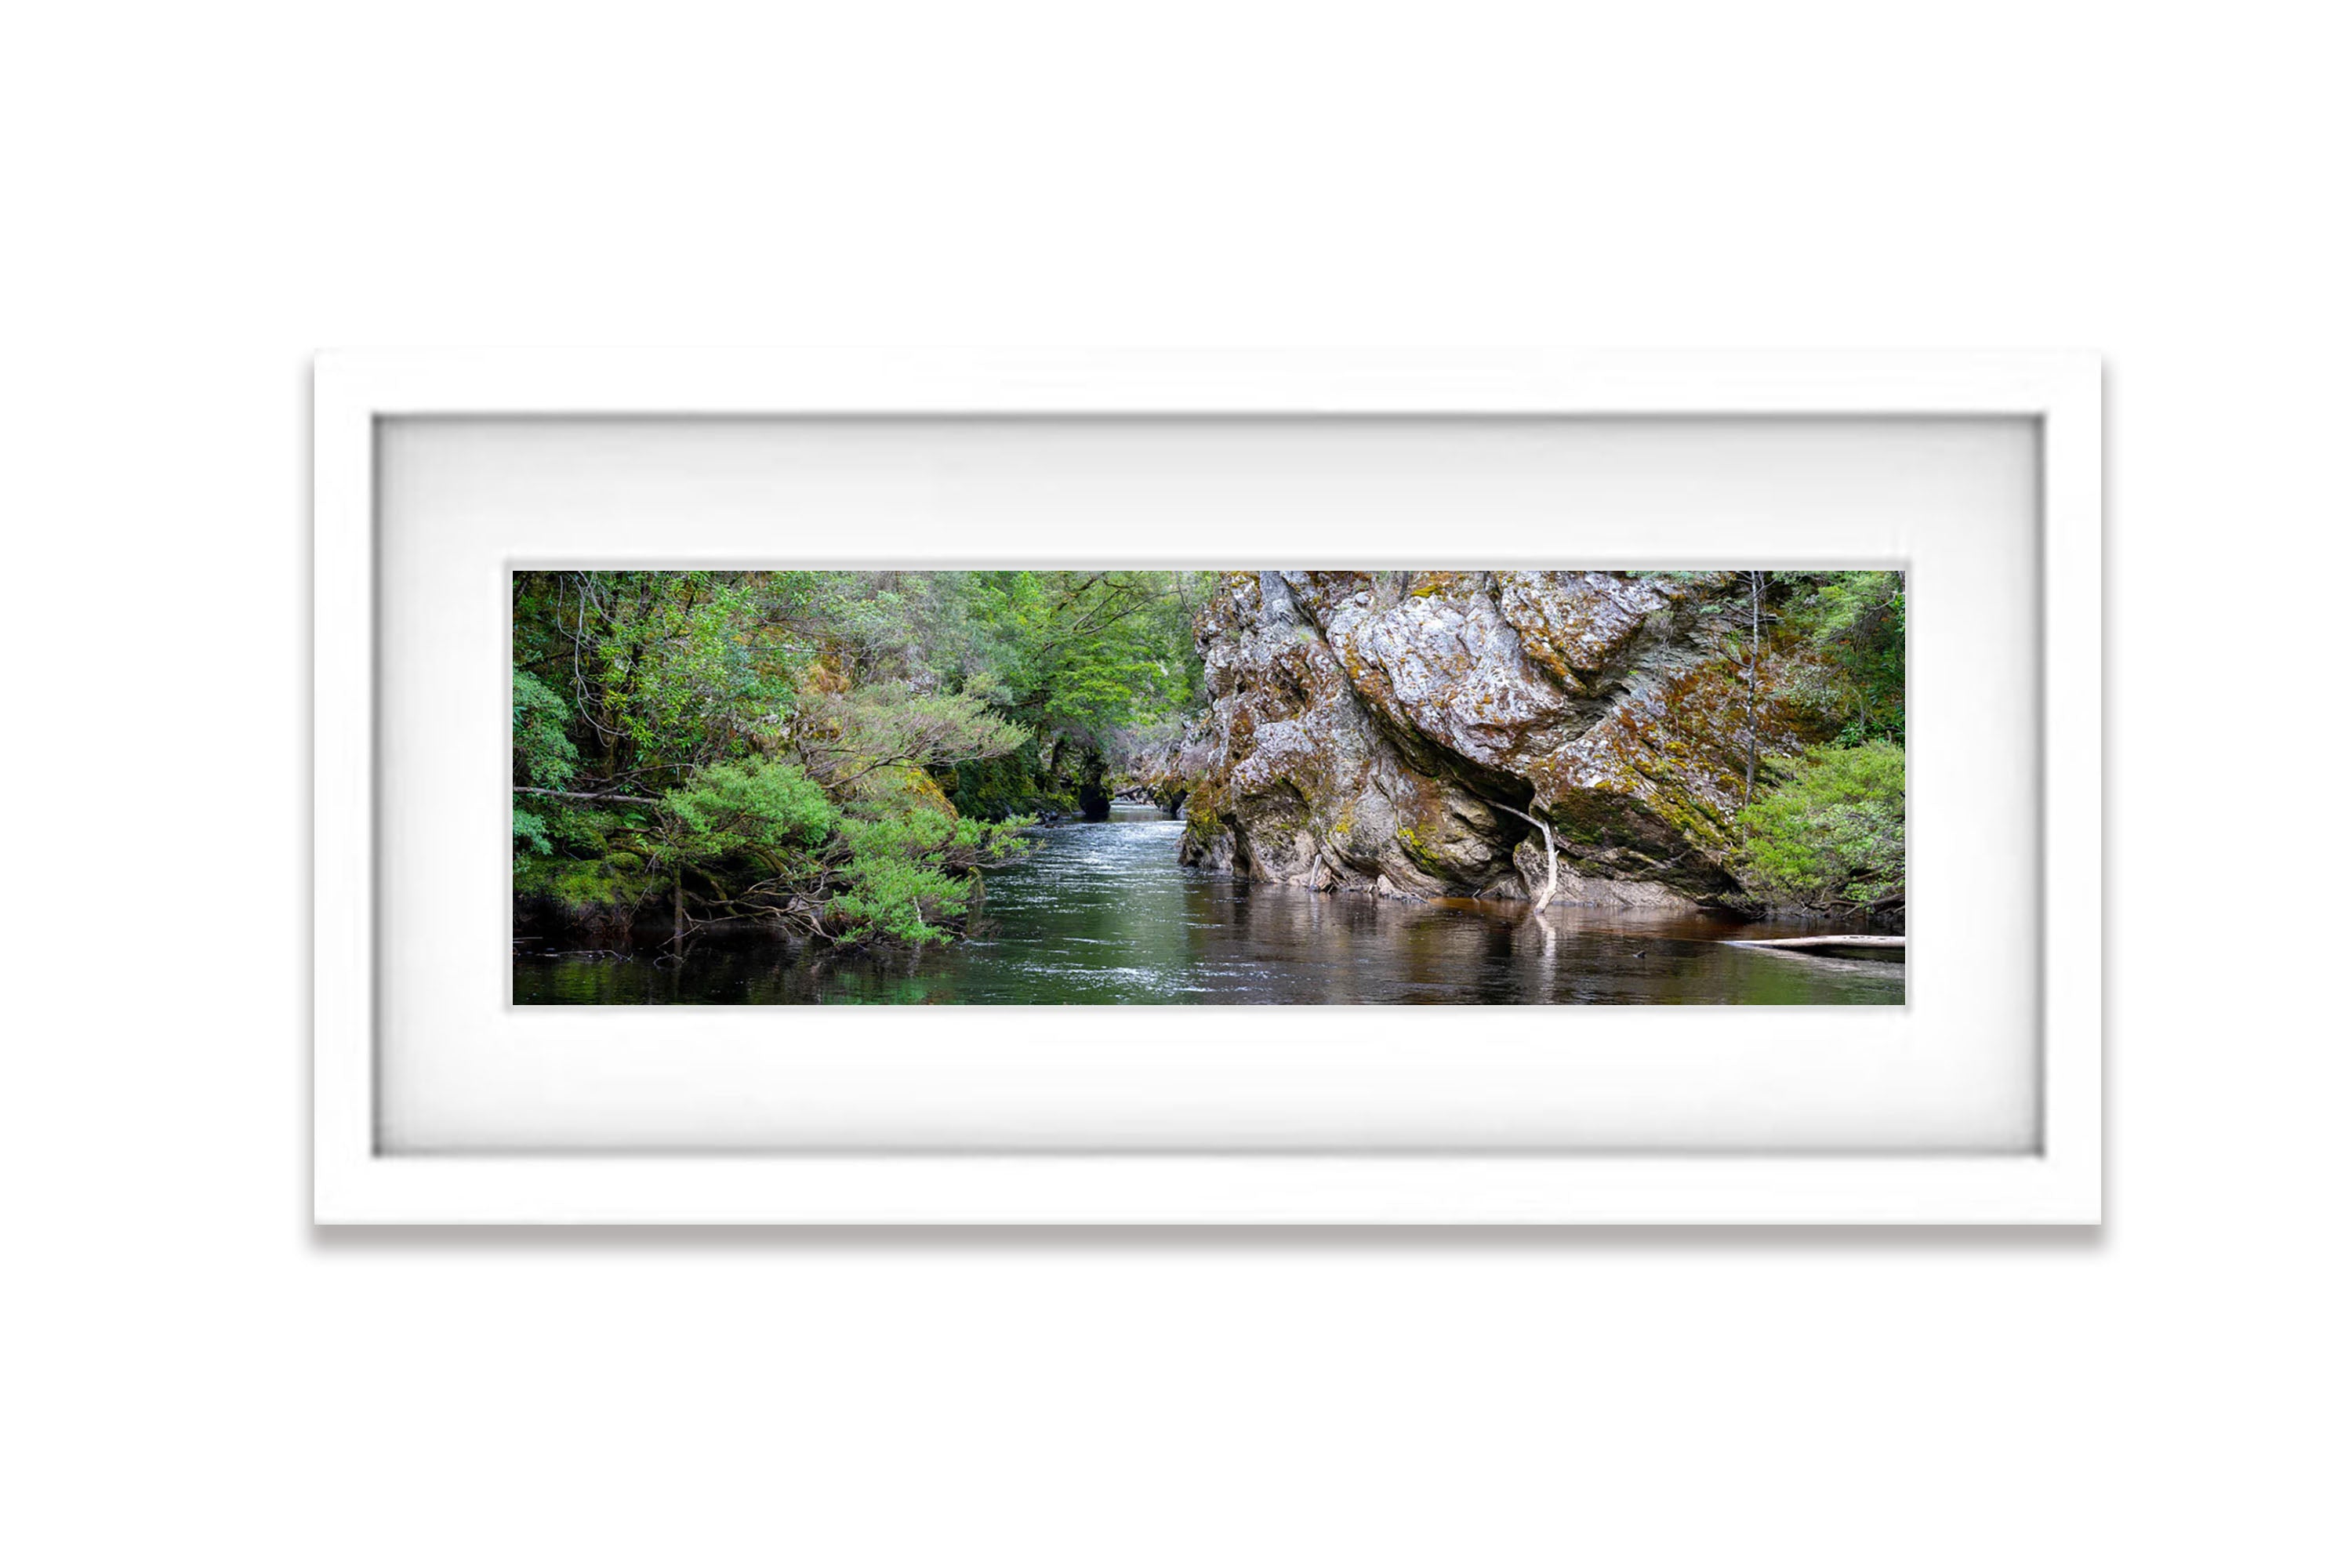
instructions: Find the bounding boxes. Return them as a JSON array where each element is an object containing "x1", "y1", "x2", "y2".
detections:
[{"x1": 515, "y1": 804, "x2": 1904, "y2": 1006}]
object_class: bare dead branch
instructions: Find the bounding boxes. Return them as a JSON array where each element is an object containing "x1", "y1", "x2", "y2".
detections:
[{"x1": 1490, "y1": 800, "x2": 1559, "y2": 913}]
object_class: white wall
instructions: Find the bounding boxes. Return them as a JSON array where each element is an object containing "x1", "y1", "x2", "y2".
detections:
[{"x1": 5, "y1": 5, "x2": 2343, "y2": 1563}]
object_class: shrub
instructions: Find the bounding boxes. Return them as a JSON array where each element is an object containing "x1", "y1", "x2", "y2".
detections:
[
  {"x1": 828, "y1": 809, "x2": 975, "y2": 946},
  {"x1": 1735, "y1": 740, "x2": 1904, "y2": 912},
  {"x1": 662, "y1": 758, "x2": 837, "y2": 861}
]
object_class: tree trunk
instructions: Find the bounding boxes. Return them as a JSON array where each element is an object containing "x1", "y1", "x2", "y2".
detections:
[{"x1": 1741, "y1": 570, "x2": 1764, "y2": 822}]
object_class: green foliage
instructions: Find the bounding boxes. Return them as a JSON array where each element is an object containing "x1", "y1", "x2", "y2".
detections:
[
  {"x1": 940, "y1": 569, "x2": 1208, "y2": 757},
  {"x1": 826, "y1": 808, "x2": 1032, "y2": 947},
  {"x1": 1735, "y1": 740, "x2": 1906, "y2": 911},
  {"x1": 661, "y1": 757, "x2": 837, "y2": 861},
  {"x1": 513, "y1": 568, "x2": 1090, "y2": 950},
  {"x1": 772, "y1": 569, "x2": 1206, "y2": 749},
  {"x1": 513, "y1": 808, "x2": 554, "y2": 857},
  {"x1": 513, "y1": 569, "x2": 824, "y2": 780},
  {"x1": 1779, "y1": 571, "x2": 1906, "y2": 744},
  {"x1": 797, "y1": 684, "x2": 1029, "y2": 797},
  {"x1": 510, "y1": 669, "x2": 579, "y2": 788},
  {"x1": 512, "y1": 669, "x2": 581, "y2": 862},
  {"x1": 827, "y1": 810, "x2": 971, "y2": 946}
]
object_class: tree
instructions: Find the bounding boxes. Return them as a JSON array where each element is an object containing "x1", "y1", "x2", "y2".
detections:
[{"x1": 789, "y1": 684, "x2": 1029, "y2": 797}]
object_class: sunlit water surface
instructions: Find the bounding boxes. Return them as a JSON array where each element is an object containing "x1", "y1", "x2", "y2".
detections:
[{"x1": 515, "y1": 805, "x2": 1904, "y2": 1005}]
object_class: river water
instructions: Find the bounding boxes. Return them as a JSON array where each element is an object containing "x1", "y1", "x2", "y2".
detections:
[{"x1": 515, "y1": 804, "x2": 1904, "y2": 1005}]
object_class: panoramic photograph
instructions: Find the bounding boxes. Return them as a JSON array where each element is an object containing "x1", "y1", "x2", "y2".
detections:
[{"x1": 513, "y1": 569, "x2": 1906, "y2": 1004}]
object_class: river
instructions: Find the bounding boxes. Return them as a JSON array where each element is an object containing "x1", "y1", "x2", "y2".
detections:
[{"x1": 515, "y1": 804, "x2": 1904, "y2": 1005}]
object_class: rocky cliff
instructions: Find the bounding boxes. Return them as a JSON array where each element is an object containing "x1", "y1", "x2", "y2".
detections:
[{"x1": 1138, "y1": 571, "x2": 1840, "y2": 910}]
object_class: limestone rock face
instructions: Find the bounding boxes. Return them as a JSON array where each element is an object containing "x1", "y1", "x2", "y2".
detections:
[{"x1": 1166, "y1": 570, "x2": 1830, "y2": 907}]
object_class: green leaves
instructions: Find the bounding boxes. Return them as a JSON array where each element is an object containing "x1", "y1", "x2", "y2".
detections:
[
  {"x1": 1735, "y1": 741, "x2": 1906, "y2": 912},
  {"x1": 827, "y1": 809, "x2": 968, "y2": 946},
  {"x1": 826, "y1": 807, "x2": 1032, "y2": 948},
  {"x1": 947, "y1": 569, "x2": 1206, "y2": 748},
  {"x1": 661, "y1": 757, "x2": 837, "y2": 860},
  {"x1": 510, "y1": 668, "x2": 579, "y2": 788},
  {"x1": 1779, "y1": 571, "x2": 1906, "y2": 744},
  {"x1": 512, "y1": 808, "x2": 554, "y2": 857},
  {"x1": 797, "y1": 684, "x2": 1029, "y2": 794}
]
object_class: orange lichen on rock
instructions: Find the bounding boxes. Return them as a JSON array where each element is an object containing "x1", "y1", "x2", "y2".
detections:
[{"x1": 1161, "y1": 570, "x2": 1843, "y2": 909}]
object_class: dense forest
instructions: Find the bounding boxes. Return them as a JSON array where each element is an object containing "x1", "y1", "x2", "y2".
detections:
[
  {"x1": 514, "y1": 568, "x2": 1904, "y2": 960},
  {"x1": 512, "y1": 571, "x2": 1209, "y2": 952}
]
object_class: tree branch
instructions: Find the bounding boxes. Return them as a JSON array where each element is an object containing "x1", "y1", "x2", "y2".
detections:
[
  {"x1": 1490, "y1": 800, "x2": 1559, "y2": 913},
  {"x1": 514, "y1": 786, "x2": 664, "y2": 807}
]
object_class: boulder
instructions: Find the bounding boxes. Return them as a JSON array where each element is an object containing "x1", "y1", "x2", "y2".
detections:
[{"x1": 1172, "y1": 570, "x2": 1834, "y2": 908}]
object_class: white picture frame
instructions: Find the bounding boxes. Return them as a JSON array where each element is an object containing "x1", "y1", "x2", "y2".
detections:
[{"x1": 314, "y1": 350, "x2": 2101, "y2": 1225}]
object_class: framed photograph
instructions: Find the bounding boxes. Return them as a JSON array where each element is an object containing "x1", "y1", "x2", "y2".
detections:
[{"x1": 314, "y1": 350, "x2": 2100, "y2": 1224}]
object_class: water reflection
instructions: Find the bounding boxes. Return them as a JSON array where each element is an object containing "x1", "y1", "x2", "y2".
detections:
[{"x1": 515, "y1": 805, "x2": 1904, "y2": 1006}]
